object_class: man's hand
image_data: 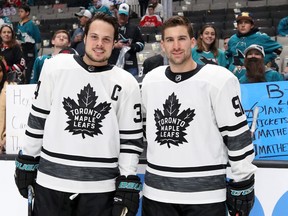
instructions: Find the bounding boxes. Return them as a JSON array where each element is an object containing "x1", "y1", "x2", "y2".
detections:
[
  {"x1": 14, "y1": 151, "x2": 39, "y2": 198},
  {"x1": 112, "y1": 175, "x2": 142, "y2": 216},
  {"x1": 226, "y1": 175, "x2": 255, "y2": 216}
]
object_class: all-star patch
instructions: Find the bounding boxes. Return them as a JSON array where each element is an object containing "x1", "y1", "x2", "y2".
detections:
[
  {"x1": 63, "y1": 84, "x2": 111, "y2": 139},
  {"x1": 154, "y1": 93, "x2": 195, "y2": 148}
]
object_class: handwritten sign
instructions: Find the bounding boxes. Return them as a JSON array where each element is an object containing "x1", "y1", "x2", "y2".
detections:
[
  {"x1": 241, "y1": 81, "x2": 288, "y2": 160},
  {"x1": 6, "y1": 84, "x2": 36, "y2": 154}
]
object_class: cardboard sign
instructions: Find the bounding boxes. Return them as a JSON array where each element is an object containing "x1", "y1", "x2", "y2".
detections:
[
  {"x1": 6, "y1": 84, "x2": 36, "y2": 154},
  {"x1": 241, "y1": 81, "x2": 288, "y2": 160}
]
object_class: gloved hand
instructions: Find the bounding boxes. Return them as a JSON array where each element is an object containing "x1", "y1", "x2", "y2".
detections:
[
  {"x1": 112, "y1": 175, "x2": 142, "y2": 216},
  {"x1": 14, "y1": 151, "x2": 40, "y2": 198},
  {"x1": 226, "y1": 175, "x2": 255, "y2": 216}
]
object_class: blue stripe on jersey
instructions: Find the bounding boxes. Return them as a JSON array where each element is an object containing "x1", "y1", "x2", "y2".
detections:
[
  {"x1": 148, "y1": 162, "x2": 227, "y2": 172},
  {"x1": 39, "y1": 157, "x2": 119, "y2": 181},
  {"x1": 41, "y1": 147, "x2": 118, "y2": 163},
  {"x1": 145, "y1": 171, "x2": 226, "y2": 192}
]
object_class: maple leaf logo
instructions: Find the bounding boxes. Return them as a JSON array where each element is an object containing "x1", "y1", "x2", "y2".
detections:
[
  {"x1": 154, "y1": 93, "x2": 195, "y2": 148},
  {"x1": 62, "y1": 84, "x2": 111, "y2": 139}
]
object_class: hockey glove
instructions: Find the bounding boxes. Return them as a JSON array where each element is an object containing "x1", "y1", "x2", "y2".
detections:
[
  {"x1": 14, "y1": 151, "x2": 40, "y2": 198},
  {"x1": 226, "y1": 175, "x2": 255, "y2": 216},
  {"x1": 112, "y1": 175, "x2": 142, "y2": 216}
]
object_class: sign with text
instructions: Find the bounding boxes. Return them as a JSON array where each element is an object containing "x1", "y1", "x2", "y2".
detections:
[
  {"x1": 6, "y1": 84, "x2": 36, "y2": 154},
  {"x1": 241, "y1": 81, "x2": 288, "y2": 160}
]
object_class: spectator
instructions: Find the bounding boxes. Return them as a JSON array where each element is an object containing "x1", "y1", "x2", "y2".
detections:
[
  {"x1": 0, "y1": 57, "x2": 5, "y2": 92},
  {"x1": 277, "y1": 16, "x2": 288, "y2": 37},
  {"x1": 0, "y1": 24, "x2": 26, "y2": 81},
  {"x1": 0, "y1": 24, "x2": 26, "y2": 153},
  {"x1": 239, "y1": 44, "x2": 284, "y2": 83},
  {"x1": 146, "y1": 0, "x2": 163, "y2": 19},
  {"x1": 223, "y1": 35, "x2": 230, "y2": 51},
  {"x1": 15, "y1": 4, "x2": 41, "y2": 84},
  {"x1": 0, "y1": 58, "x2": 7, "y2": 154},
  {"x1": 88, "y1": 0, "x2": 112, "y2": 16},
  {"x1": 0, "y1": 13, "x2": 12, "y2": 29},
  {"x1": 139, "y1": 4, "x2": 162, "y2": 27},
  {"x1": 71, "y1": 8, "x2": 92, "y2": 56},
  {"x1": 141, "y1": 15, "x2": 256, "y2": 216},
  {"x1": 192, "y1": 24, "x2": 227, "y2": 67},
  {"x1": 139, "y1": 0, "x2": 149, "y2": 17},
  {"x1": 226, "y1": 12, "x2": 282, "y2": 79},
  {"x1": 30, "y1": 29, "x2": 71, "y2": 84},
  {"x1": 14, "y1": 12, "x2": 143, "y2": 216},
  {"x1": 141, "y1": 53, "x2": 164, "y2": 75},
  {"x1": 109, "y1": 3, "x2": 145, "y2": 76}
]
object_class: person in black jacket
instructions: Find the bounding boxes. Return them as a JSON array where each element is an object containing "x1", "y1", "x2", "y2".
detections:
[{"x1": 109, "y1": 3, "x2": 145, "y2": 76}]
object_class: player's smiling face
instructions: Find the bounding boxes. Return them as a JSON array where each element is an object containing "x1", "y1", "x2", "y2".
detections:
[
  {"x1": 83, "y1": 20, "x2": 115, "y2": 66},
  {"x1": 161, "y1": 25, "x2": 194, "y2": 68}
]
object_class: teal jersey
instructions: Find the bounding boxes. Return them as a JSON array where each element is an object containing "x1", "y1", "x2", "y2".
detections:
[
  {"x1": 30, "y1": 54, "x2": 52, "y2": 84},
  {"x1": 239, "y1": 68, "x2": 284, "y2": 83},
  {"x1": 88, "y1": 5, "x2": 112, "y2": 16},
  {"x1": 16, "y1": 19, "x2": 41, "y2": 56},
  {"x1": 226, "y1": 29, "x2": 282, "y2": 76},
  {"x1": 192, "y1": 46, "x2": 227, "y2": 67}
]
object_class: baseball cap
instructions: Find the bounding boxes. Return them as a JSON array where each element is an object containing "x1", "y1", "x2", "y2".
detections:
[
  {"x1": 236, "y1": 12, "x2": 254, "y2": 24},
  {"x1": 148, "y1": 4, "x2": 154, "y2": 8},
  {"x1": 75, "y1": 8, "x2": 92, "y2": 19},
  {"x1": 244, "y1": 44, "x2": 265, "y2": 57},
  {"x1": 118, "y1": 3, "x2": 129, "y2": 16}
]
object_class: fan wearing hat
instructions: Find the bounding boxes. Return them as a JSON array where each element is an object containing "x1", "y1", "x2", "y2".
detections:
[
  {"x1": 226, "y1": 11, "x2": 283, "y2": 80},
  {"x1": 239, "y1": 44, "x2": 284, "y2": 83},
  {"x1": 71, "y1": 8, "x2": 92, "y2": 56},
  {"x1": 108, "y1": 3, "x2": 145, "y2": 76}
]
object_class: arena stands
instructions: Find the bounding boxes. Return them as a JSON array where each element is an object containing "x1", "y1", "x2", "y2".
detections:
[{"x1": 4, "y1": 0, "x2": 288, "y2": 72}]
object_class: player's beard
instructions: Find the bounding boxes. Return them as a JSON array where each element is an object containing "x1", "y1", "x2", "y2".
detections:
[
  {"x1": 168, "y1": 49, "x2": 191, "y2": 66},
  {"x1": 85, "y1": 45, "x2": 110, "y2": 65},
  {"x1": 244, "y1": 57, "x2": 266, "y2": 82}
]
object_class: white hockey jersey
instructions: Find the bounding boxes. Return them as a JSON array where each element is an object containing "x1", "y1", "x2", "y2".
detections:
[
  {"x1": 23, "y1": 54, "x2": 143, "y2": 193},
  {"x1": 141, "y1": 64, "x2": 256, "y2": 204}
]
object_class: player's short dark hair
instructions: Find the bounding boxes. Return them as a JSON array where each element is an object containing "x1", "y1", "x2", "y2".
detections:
[
  {"x1": 18, "y1": 4, "x2": 31, "y2": 13},
  {"x1": 84, "y1": 12, "x2": 119, "y2": 41},
  {"x1": 161, "y1": 16, "x2": 194, "y2": 40}
]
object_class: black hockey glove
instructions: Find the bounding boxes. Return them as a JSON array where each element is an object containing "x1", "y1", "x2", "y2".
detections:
[
  {"x1": 112, "y1": 175, "x2": 142, "y2": 216},
  {"x1": 14, "y1": 151, "x2": 40, "y2": 198},
  {"x1": 226, "y1": 175, "x2": 255, "y2": 216}
]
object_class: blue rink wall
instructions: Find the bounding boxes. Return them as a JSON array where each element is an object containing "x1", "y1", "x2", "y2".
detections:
[{"x1": 1, "y1": 160, "x2": 288, "y2": 216}]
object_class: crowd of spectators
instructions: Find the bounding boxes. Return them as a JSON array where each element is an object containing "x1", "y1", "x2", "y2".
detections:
[{"x1": 0, "y1": 0, "x2": 288, "y2": 154}]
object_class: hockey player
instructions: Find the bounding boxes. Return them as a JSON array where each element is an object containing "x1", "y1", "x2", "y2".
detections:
[
  {"x1": 141, "y1": 15, "x2": 257, "y2": 216},
  {"x1": 14, "y1": 13, "x2": 143, "y2": 216}
]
